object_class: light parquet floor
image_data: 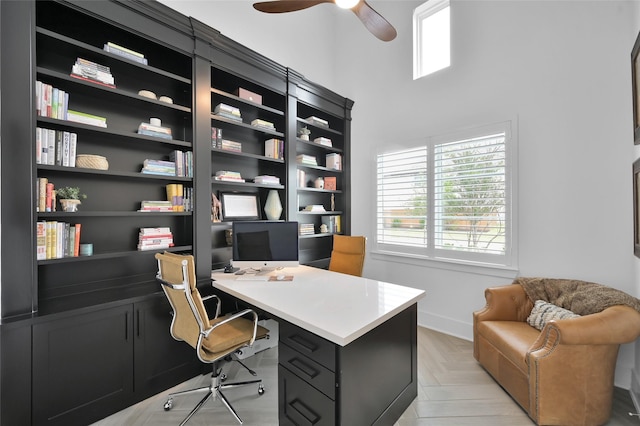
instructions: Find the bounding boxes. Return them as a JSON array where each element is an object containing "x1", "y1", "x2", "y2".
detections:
[{"x1": 91, "y1": 327, "x2": 639, "y2": 426}]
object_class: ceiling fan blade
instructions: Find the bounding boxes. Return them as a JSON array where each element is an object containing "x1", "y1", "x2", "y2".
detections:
[
  {"x1": 351, "y1": 1, "x2": 397, "y2": 42},
  {"x1": 253, "y1": 0, "x2": 332, "y2": 14}
]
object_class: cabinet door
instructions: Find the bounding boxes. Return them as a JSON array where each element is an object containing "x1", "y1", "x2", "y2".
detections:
[
  {"x1": 32, "y1": 305, "x2": 133, "y2": 426},
  {"x1": 133, "y1": 294, "x2": 201, "y2": 399}
]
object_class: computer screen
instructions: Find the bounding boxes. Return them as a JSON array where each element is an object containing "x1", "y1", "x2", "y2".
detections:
[{"x1": 231, "y1": 221, "x2": 299, "y2": 270}]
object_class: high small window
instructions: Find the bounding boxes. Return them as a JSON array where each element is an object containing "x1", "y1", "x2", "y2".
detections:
[
  {"x1": 376, "y1": 122, "x2": 515, "y2": 268},
  {"x1": 413, "y1": 0, "x2": 450, "y2": 79}
]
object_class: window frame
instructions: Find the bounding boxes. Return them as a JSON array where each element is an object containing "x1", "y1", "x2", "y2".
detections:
[
  {"x1": 373, "y1": 121, "x2": 518, "y2": 273},
  {"x1": 413, "y1": 0, "x2": 451, "y2": 80}
]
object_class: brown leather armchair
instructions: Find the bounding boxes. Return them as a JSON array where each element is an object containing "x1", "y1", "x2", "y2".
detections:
[{"x1": 473, "y1": 283, "x2": 640, "y2": 426}]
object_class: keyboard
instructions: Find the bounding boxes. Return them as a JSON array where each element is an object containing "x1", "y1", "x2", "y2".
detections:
[{"x1": 236, "y1": 275, "x2": 270, "y2": 281}]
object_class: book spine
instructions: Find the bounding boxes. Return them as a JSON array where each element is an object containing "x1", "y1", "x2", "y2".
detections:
[
  {"x1": 47, "y1": 129, "x2": 55, "y2": 165},
  {"x1": 45, "y1": 183, "x2": 54, "y2": 212},
  {"x1": 74, "y1": 224, "x2": 81, "y2": 256},
  {"x1": 36, "y1": 221, "x2": 47, "y2": 260},
  {"x1": 46, "y1": 221, "x2": 56, "y2": 259},
  {"x1": 35, "y1": 127, "x2": 42, "y2": 165},
  {"x1": 55, "y1": 130, "x2": 63, "y2": 166},
  {"x1": 69, "y1": 133, "x2": 77, "y2": 167}
]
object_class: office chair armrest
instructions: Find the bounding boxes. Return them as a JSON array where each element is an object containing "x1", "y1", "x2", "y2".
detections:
[
  {"x1": 201, "y1": 294, "x2": 221, "y2": 318},
  {"x1": 156, "y1": 276, "x2": 186, "y2": 290},
  {"x1": 204, "y1": 308, "x2": 260, "y2": 345}
]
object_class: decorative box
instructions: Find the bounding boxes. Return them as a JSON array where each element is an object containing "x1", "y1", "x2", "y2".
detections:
[
  {"x1": 326, "y1": 153, "x2": 342, "y2": 171},
  {"x1": 235, "y1": 87, "x2": 262, "y2": 105},
  {"x1": 324, "y1": 176, "x2": 337, "y2": 190}
]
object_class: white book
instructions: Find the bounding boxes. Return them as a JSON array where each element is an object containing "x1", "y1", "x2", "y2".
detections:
[
  {"x1": 47, "y1": 129, "x2": 56, "y2": 165},
  {"x1": 69, "y1": 133, "x2": 77, "y2": 167},
  {"x1": 41, "y1": 128, "x2": 48, "y2": 165},
  {"x1": 62, "y1": 131, "x2": 71, "y2": 167},
  {"x1": 35, "y1": 127, "x2": 42, "y2": 164}
]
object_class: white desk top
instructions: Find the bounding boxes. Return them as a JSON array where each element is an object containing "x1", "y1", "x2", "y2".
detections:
[{"x1": 211, "y1": 265, "x2": 425, "y2": 346}]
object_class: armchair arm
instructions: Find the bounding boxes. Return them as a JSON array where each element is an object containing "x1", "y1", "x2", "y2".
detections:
[
  {"x1": 201, "y1": 294, "x2": 221, "y2": 318},
  {"x1": 530, "y1": 305, "x2": 640, "y2": 349},
  {"x1": 473, "y1": 284, "x2": 533, "y2": 323},
  {"x1": 203, "y1": 308, "x2": 260, "y2": 345}
]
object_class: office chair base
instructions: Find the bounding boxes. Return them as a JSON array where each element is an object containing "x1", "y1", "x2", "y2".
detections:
[{"x1": 163, "y1": 368, "x2": 264, "y2": 425}]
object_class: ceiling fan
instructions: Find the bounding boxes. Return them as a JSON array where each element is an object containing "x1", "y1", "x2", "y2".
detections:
[{"x1": 252, "y1": 0, "x2": 397, "y2": 42}]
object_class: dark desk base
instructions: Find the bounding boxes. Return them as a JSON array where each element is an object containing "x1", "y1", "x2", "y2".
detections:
[{"x1": 278, "y1": 304, "x2": 418, "y2": 425}]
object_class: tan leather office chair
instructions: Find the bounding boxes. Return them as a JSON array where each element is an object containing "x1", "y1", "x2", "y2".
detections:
[
  {"x1": 155, "y1": 252, "x2": 268, "y2": 425},
  {"x1": 328, "y1": 235, "x2": 366, "y2": 277}
]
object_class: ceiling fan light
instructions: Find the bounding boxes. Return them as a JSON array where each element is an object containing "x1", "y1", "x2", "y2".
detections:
[{"x1": 335, "y1": 0, "x2": 359, "y2": 9}]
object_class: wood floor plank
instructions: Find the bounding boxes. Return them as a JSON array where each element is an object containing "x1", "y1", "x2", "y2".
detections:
[{"x1": 91, "y1": 327, "x2": 638, "y2": 426}]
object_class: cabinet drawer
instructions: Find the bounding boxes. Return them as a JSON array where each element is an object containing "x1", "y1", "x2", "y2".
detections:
[
  {"x1": 279, "y1": 320, "x2": 336, "y2": 371},
  {"x1": 280, "y1": 342, "x2": 336, "y2": 399},
  {"x1": 279, "y1": 365, "x2": 335, "y2": 426}
]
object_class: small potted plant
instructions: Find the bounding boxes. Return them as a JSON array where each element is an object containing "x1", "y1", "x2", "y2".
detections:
[{"x1": 56, "y1": 186, "x2": 87, "y2": 212}]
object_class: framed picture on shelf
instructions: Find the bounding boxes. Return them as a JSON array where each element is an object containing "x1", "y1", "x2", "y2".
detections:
[
  {"x1": 634, "y1": 158, "x2": 640, "y2": 257},
  {"x1": 219, "y1": 192, "x2": 261, "y2": 221},
  {"x1": 632, "y1": 30, "x2": 640, "y2": 144}
]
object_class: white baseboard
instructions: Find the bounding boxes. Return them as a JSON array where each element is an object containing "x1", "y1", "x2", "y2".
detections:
[
  {"x1": 418, "y1": 309, "x2": 473, "y2": 341},
  {"x1": 632, "y1": 369, "x2": 640, "y2": 415}
]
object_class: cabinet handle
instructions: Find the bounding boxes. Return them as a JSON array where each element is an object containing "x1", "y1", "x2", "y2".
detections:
[
  {"x1": 288, "y1": 357, "x2": 319, "y2": 379},
  {"x1": 289, "y1": 398, "x2": 320, "y2": 425},
  {"x1": 125, "y1": 312, "x2": 129, "y2": 341},
  {"x1": 136, "y1": 309, "x2": 141, "y2": 337},
  {"x1": 288, "y1": 334, "x2": 319, "y2": 354}
]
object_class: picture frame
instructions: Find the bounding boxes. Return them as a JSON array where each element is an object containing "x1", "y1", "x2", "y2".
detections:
[
  {"x1": 219, "y1": 192, "x2": 261, "y2": 221},
  {"x1": 634, "y1": 159, "x2": 640, "y2": 257},
  {"x1": 632, "y1": 30, "x2": 640, "y2": 144}
]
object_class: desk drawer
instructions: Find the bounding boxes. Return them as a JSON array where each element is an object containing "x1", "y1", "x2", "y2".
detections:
[
  {"x1": 280, "y1": 342, "x2": 336, "y2": 399},
  {"x1": 279, "y1": 321, "x2": 335, "y2": 371},
  {"x1": 279, "y1": 365, "x2": 335, "y2": 426}
]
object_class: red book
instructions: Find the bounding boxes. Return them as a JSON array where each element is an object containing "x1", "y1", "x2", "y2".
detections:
[
  {"x1": 45, "y1": 183, "x2": 54, "y2": 212},
  {"x1": 73, "y1": 223, "x2": 81, "y2": 256}
]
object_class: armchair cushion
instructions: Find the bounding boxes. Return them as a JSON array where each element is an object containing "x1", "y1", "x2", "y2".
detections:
[{"x1": 526, "y1": 300, "x2": 580, "y2": 330}]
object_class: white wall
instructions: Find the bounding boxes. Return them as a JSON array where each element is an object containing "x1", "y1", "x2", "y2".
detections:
[{"x1": 160, "y1": 0, "x2": 640, "y2": 389}]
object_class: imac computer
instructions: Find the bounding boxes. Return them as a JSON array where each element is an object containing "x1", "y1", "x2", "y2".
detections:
[{"x1": 231, "y1": 221, "x2": 299, "y2": 271}]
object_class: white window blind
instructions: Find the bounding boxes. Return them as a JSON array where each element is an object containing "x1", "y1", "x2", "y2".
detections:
[{"x1": 375, "y1": 123, "x2": 514, "y2": 267}]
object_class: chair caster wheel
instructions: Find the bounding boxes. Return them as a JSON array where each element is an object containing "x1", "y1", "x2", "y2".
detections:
[
  {"x1": 164, "y1": 399, "x2": 173, "y2": 411},
  {"x1": 258, "y1": 384, "x2": 265, "y2": 395},
  {"x1": 220, "y1": 373, "x2": 227, "y2": 382}
]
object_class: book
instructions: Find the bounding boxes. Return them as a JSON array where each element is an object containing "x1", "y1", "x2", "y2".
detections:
[
  {"x1": 36, "y1": 221, "x2": 47, "y2": 260},
  {"x1": 38, "y1": 177, "x2": 48, "y2": 212},
  {"x1": 324, "y1": 176, "x2": 337, "y2": 190},
  {"x1": 321, "y1": 215, "x2": 342, "y2": 233},
  {"x1": 254, "y1": 175, "x2": 280, "y2": 185},
  {"x1": 69, "y1": 132, "x2": 77, "y2": 167},
  {"x1": 306, "y1": 116, "x2": 329, "y2": 128},
  {"x1": 73, "y1": 224, "x2": 82, "y2": 256},
  {"x1": 251, "y1": 118, "x2": 275, "y2": 130},
  {"x1": 45, "y1": 182, "x2": 54, "y2": 212},
  {"x1": 47, "y1": 129, "x2": 55, "y2": 165},
  {"x1": 139, "y1": 227, "x2": 172, "y2": 236},
  {"x1": 67, "y1": 109, "x2": 107, "y2": 128},
  {"x1": 296, "y1": 154, "x2": 317, "y2": 166},
  {"x1": 326, "y1": 153, "x2": 342, "y2": 170},
  {"x1": 314, "y1": 137, "x2": 332, "y2": 147},
  {"x1": 265, "y1": 138, "x2": 284, "y2": 159},
  {"x1": 103, "y1": 42, "x2": 148, "y2": 65},
  {"x1": 211, "y1": 127, "x2": 223, "y2": 149},
  {"x1": 303, "y1": 204, "x2": 326, "y2": 212}
]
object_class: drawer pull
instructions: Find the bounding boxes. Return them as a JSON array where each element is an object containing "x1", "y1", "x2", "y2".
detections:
[
  {"x1": 289, "y1": 398, "x2": 320, "y2": 424},
  {"x1": 288, "y1": 334, "x2": 319, "y2": 353},
  {"x1": 289, "y1": 357, "x2": 319, "y2": 379}
]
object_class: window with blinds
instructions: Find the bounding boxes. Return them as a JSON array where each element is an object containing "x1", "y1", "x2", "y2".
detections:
[{"x1": 375, "y1": 122, "x2": 514, "y2": 267}]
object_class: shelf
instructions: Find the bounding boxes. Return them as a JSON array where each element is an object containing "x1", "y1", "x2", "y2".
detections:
[
  {"x1": 37, "y1": 68, "x2": 192, "y2": 114},
  {"x1": 296, "y1": 163, "x2": 343, "y2": 173},
  {"x1": 37, "y1": 164, "x2": 193, "y2": 181},
  {"x1": 36, "y1": 116, "x2": 192, "y2": 148},
  {"x1": 299, "y1": 233, "x2": 340, "y2": 239},
  {"x1": 297, "y1": 187, "x2": 342, "y2": 194},
  {"x1": 211, "y1": 114, "x2": 285, "y2": 138},
  {"x1": 36, "y1": 245, "x2": 192, "y2": 265},
  {"x1": 37, "y1": 211, "x2": 192, "y2": 218},
  {"x1": 211, "y1": 148, "x2": 284, "y2": 164},
  {"x1": 211, "y1": 179, "x2": 285, "y2": 190},
  {"x1": 36, "y1": 27, "x2": 192, "y2": 84},
  {"x1": 296, "y1": 138, "x2": 343, "y2": 154},
  {"x1": 211, "y1": 87, "x2": 284, "y2": 116},
  {"x1": 297, "y1": 211, "x2": 343, "y2": 216},
  {"x1": 297, "y1": 117, "x2": 343, "y2": 136}
]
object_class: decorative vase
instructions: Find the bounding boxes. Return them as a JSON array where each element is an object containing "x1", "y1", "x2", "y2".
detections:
[
  {"x1": 264, "y1": 190, "x2": 283, "y2": 220},
  {"x1": 60, "y1": 199, "x2": 81, "y2": 212}
]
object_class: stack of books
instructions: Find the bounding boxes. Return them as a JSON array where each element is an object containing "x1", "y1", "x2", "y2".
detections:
[
  {"x1": 70, "y1": 57, "x2": 115, "y2": 87},
  {"x1": 265, "y1": 138, "x2": 284, "y2": 159},
  {"x1": 254, "y1": 175, "x2": 280, "y2": 185},
  {"x1": 103, "y1": 41, "x2": 148, "y2": 65},
  {"x1": 299, "y1": 223, "x2": 315, "y2": 236},
  {"x1": 213, "y1": 103, "x2": 242, "y2": 123},
  {"x1": 314, "y1": 137, "x2": 332, "y2": 147},
  {"x1": 137, "y1": 227, "x2": 174, "y2": 251},
  {"x1": 36, "y1": 81, "x2": 69, "y2": 120},
  {"x1": 296, "y1": 154, "x2": 317, "y2": 166},
  {"x1": 36, "y1": 127, "x2": 77, "y2": 167},
  {"x1": 214, "y1": 170, "x2": 244, "y2": 183},
  {"x1": 219, "y1": 139, "x2": 242, "y2": 152},
  {"x1": 303, "y1": 204, "x2": 326, "y2": 212},
  {"x1": 141, "y1": 159, "x2": 176, "y2": 176},
  {"x1": 36, "y1": 178, "x2": 55, "y2": 212},
  {"x1": 306, "y1": 116, "x2": 329, "y2": 128},
  {"x1": 36, "y1": 221, "x2": 82, "y2": 259},
  {"x1": 138, "y1": 200, "x2": 173, "y2": 212},
  {"x1": 67, "y1": 109, "x2": 107, "y2": 128},
  {"x1": 251, "y1": 118, "x2": 275, "y2": 131},
  {"x1": 138, "y1": 122, "x2": 172, "y2": 139}
]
